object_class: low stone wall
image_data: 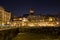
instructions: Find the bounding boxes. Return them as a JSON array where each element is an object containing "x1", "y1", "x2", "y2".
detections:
[
  {"x1": 0, "y1": 28, "x2": 19, "y2": 40},
  {"x1": 0, "y1": 26, "x2": 60, "y2": 40},
  {"x1": 19, "y1": 27, "x2": 60, "y2": 35}
]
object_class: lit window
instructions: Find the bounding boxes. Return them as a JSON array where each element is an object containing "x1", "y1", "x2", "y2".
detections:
[
  {"x1": 49, "y1": 17, "x2": 53, "y2": 21},
  {"x1": 28, "y1": 23, "x2": 35, "y2": 27},
  {"x1": 19, "y1": 18, "x2": 22, "y2": 20},
  {"x1": 56, "y1": 22, "x2": 59, "y2": 24},
  {"x1": 22, "y1": 18, "x2": 28, "y2": 22},
  {"x1": 7, "y1": 22, "x2": 10, "y2": 24}
]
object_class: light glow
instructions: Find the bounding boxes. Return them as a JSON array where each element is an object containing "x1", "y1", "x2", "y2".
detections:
[
  {"x1": 22, "y1": 18, "x2": 27, "y2": 22},
  {"x1": 56, "y1": 22, "x2": 59, "y2": 24},
  {"x1": 49, "y1": 17, "x2": 53, "y2": 21},
  {"x1": 28, "y1": 23, "x2": 35, "y2": 27}
]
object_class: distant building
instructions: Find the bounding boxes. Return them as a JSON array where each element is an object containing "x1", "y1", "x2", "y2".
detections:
[
  {"x1": 0, "y1": 7, "x2": 58, "y2": 27},
  {"x1": 11, "y1": 17, "x2": 23, "y2": 26},
  {"x1": 21, "y1": 8, "x2": 60, "y2": 27}
]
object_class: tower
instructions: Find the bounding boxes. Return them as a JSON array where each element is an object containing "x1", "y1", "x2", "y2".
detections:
[{"x1": 30, "y1": 8, "x2": 34, "y2": 15}]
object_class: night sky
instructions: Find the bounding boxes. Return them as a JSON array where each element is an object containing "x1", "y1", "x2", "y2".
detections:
[{"x1": 0, "y1": 0, "x2": 60, "y2": 17}]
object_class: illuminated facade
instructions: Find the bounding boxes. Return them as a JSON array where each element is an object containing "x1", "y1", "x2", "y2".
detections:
[
  {"x1": 0, "y1": 7, "x2": 59, "y2": 27},
  {"x1": 19, "y1": 8, "x2": 60, "y2": 27},
  {"x1": 3, "y1": 11, "x2": 11, "y2": 25},
  {"x1": 22, "y1": 15, "x2": 60, "y2": 27},
  {"x1": 10, "y1": 17, "x2": 23, "y2": 26},
  {"x1": 0, "y1": 6, "x2": 11, "y2": 26},
  {"x1": 11, "y1": 8, "x2": 60, "y2": 27},
  {"x1": 0, "y1": 6, "x2": 4, "y2": 26}
]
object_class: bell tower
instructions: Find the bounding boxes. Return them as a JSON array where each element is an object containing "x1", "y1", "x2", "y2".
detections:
[{"x1": 30, "y1": 8, "x2": 34, "y2": 15}]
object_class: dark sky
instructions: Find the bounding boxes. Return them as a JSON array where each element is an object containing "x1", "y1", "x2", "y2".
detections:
[{"x1": 0, "y1": 0, "x2": 60, "y2": 17}]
